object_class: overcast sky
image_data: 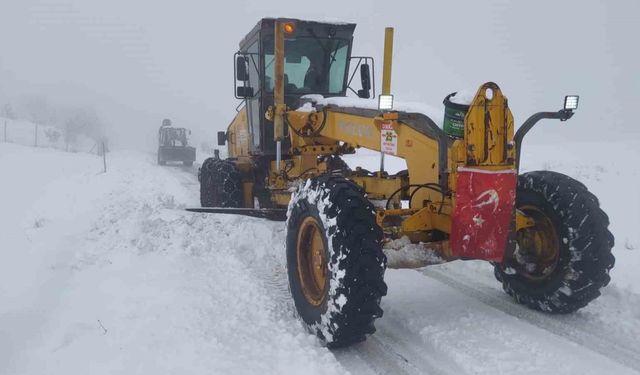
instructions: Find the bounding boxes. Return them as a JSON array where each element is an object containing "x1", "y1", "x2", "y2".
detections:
[{"x1": 0, "y1": 0, "x2": 637, "y2": 150}]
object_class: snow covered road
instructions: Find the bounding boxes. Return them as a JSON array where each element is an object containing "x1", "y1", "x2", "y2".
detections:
[
  {"x1": 1, "y1": 144, "x2": 344, "y2": 375},
  {"x1": 1, "y1": 142, "x2": 639, "y2": 374}
]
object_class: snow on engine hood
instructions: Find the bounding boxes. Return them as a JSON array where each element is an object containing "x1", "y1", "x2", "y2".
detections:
[{"x1": 296, "y1": 95, "x2": 444, "y2": 127}]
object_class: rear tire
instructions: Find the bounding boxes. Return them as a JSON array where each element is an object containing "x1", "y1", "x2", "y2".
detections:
[
  {"x1": 199, "y1": 158, "x2": 243, "y2": 207},
  {"x1": 321, "y1": 155, "x2": 351, "y2": 176},
  {"x1": 286, "y1": 175, "x2": 387, "y2": 347},
  {"x1": 494, "y1": 171, "x2": 615, "y2": 313}
]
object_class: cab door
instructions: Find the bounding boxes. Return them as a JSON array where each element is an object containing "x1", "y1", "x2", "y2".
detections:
[{"x1": 235, "y1": 40, "x2": 262, "y2": 155}]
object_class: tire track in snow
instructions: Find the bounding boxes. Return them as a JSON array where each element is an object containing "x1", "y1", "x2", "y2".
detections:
[
  {"x1": 333, "y1": 338, "x2": 415, "y2": 375},
  {"x1": 419, "y1": 267, "x2": 640, "y2": 373},
  {"x1": 334, "y1": 314, "x2": 468, "y2": 375},
  {"x1": 372, "y1": 320, "x2": 467, "y2": 375},
  {"x1": 165, "y1": 165, "x2": 200, "y2": 187}
]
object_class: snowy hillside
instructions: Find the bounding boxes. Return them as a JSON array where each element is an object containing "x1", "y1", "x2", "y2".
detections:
[{"x1": 1, "y1": 140, "x2": 639, "y2": 375}]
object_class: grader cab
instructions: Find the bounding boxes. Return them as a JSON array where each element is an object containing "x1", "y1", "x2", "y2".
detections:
[
  {"x1": 157, "y1": 119, "x2": 196, "y2": 167},
  {"x1": 193, "y1": 18, "x2": 614, "y2": 348}
]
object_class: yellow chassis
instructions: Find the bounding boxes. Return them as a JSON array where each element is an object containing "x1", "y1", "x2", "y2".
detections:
[{"x1": 223, "y1": 22, "x2": 537, "y2": 262}]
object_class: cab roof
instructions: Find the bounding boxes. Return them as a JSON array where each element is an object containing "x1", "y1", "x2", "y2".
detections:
[{"x1": 239, "y1": 18, "x2": 356, "y2": 51}]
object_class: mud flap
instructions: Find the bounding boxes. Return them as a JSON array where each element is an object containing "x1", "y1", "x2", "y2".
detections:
[{"x1": 451, "y1": 168, "x2": 517, "y2": 262}]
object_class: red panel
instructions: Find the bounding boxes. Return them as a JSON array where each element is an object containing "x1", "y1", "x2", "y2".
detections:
[{"x1": 451, "y1": 168, "x2": 517, "y2": 262}]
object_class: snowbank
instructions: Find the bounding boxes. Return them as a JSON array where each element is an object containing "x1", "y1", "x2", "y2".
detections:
[{"x1": 0, "y1": 143, "x2": 345, "y2": 375}]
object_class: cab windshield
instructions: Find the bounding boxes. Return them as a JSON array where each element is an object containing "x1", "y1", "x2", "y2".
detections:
[{"x1": 263, "y1": 37, "x2": 349, "y2": 95}]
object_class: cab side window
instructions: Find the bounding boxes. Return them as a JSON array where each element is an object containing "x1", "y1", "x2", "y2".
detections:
[{"x1": 246, "y1": 41, "x2": 261, "y2": 149}]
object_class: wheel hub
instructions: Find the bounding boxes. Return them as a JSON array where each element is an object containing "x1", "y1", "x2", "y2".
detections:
[
  {"x1": 296, "y1": 216, "x2": 328, "y2": 306},
  {"x1": 513, "y1": 205, "x2": 560, "y2": 281}
]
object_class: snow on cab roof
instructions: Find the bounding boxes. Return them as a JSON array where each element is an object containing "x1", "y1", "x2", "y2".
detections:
[{"x1": 260, "y1": 17, "x2": 354, "y2": 26}]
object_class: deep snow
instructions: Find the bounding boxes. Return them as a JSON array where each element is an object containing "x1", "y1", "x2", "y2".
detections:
[
  {"x1": 1, "y1": 135, "x2": 639, "y2": 374},
  {"x1": 0, "y1": 143, "x2": 344, "y2": 375}
]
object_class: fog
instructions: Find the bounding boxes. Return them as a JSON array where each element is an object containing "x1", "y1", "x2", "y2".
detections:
[{"x1": 1, "y1": 0, "x2": 637, "y2": 151}]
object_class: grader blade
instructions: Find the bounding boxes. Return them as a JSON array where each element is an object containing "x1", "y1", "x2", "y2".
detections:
[{"x1": 186, "y1": 207, "x2": 287, "y2": 221}]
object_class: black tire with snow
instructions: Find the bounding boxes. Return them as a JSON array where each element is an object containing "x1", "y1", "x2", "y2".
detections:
[
  {"x1": 322, "y1": 155, "x2": 351, "y2": 176},
  {"x1": 286, "y1": 175, "x2": 387, "y2": 347},
  {"x1": 199, "y1": 158, "x2": 243, "y2": 207},
  {"x1": 495, "y1": 171, "x2": 615, "y2": 313}
]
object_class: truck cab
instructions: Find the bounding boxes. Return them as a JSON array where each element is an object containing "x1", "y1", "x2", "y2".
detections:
[{"x1": 223, "y1": 18, "x2": 372, "y2": 158}]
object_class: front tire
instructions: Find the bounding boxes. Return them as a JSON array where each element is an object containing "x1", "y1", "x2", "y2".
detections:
[
  {"x1": 495, "y1": 171, "x2": 615, "y2": 313},
  {"x1": 321, "y1": 155, "x2": 351, "y2": 176},
  {"x1": 199, "y1": 158, "x2": 243, "y2": 207},
  {"x1": 286, "y1": 175, "x2": 387, "y2": 347}
]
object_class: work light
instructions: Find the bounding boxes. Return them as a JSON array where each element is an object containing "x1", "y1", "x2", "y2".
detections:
[
  {"x1": 379, "y1": 94, "x2": 394, "y2": 111},
  {"x1": 564, "y1": 95, "x2": 579, "y2": 111},
  {"x1": 283, "y1": 22, "x2": 295, "y2": 34}
]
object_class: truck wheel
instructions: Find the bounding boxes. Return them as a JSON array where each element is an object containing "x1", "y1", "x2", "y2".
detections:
[
  {"x1": 494, "y1": 171, "x2": 615, "y2": 313},
  {"x1": 199, "y1": 158, "x2": 243, "y2": 207},
  {"x1": 286, "y1": 175, "x2": 387, "y2": 347},
  {"x1": 321, "y1": 155, "x2": 351, "y2": 176}
]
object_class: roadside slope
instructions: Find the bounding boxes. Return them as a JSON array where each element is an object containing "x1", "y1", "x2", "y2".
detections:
[{"x1": 0, "y1": 144, "x2": 346, "y2": 375}]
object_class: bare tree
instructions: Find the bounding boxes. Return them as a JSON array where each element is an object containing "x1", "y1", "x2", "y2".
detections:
[
  {"x1": 22, "y1": 95, "x2": 51, "y2": 147},
  {"x1": 44, "y1": 127, "x2": 62, "y2": 145},
  {"x1": 22, "y1": 95, "x2": 50, "y2": 125},
  {"x1": 2, "y1": 102, "x2": 15, "y2": 120},
  {"x1": 62, "y1": 106, "x2": 104, "y2": 151}
]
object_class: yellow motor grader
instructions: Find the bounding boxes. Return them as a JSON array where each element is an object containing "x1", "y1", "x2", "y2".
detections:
[{"x1": 192, "y1": 18, "x2": 615, "y2": 347}]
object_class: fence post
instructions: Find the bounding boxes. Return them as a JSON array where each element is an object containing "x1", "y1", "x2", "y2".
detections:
[
  {"x1": 102, "y1": 141, "x2": 107, "y2": 173},
  {"x1": 34, "y1": 123, "x2": 38, "y2": 147},
  {"x1": 3, "y1": 120, "x2": 6, "y2": 142}
]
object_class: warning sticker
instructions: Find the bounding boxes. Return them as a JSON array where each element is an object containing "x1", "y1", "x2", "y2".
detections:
[{"x1": 380, "y1": 122, "x2": 398, "y2": 155}]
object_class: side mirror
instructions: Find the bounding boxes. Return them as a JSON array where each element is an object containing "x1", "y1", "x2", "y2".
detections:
[
  {"x1": 217, "y1": 131, "x2": 227, "y2": 146},
  {"x1": 236, "y1": 56, "x2": 249, "y2": 81},
  {"x1": 357, "y1": 64, "x2": 371, "y2": 99},
  {"x1": 236, "y1": 86, "x2": 254, "y2": 98}
]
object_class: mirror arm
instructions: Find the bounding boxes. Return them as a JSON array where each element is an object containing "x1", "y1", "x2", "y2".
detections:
[{"x1": 346, "y1": 57, "x2": 362, "y2": 88}]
